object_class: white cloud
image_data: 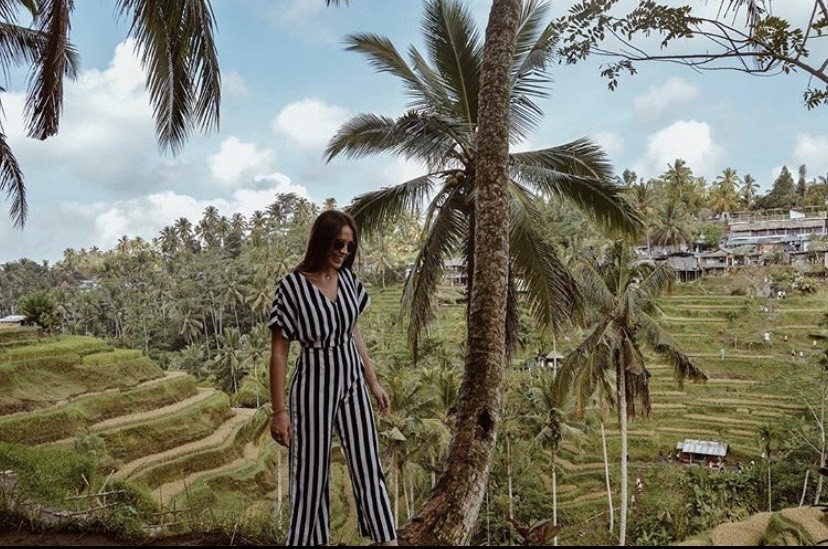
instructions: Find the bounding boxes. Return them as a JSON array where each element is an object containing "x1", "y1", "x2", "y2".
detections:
[
  {"x1": 0, "y1": 177, "x2": 312, "y2": 263},
  {"x1": 380, "y1": 158, "x2": 427, "y2": 188},
  {"x1": 272, "y1": 98, "x2": 349, "y2": 149},
  {"x1": 790, "y1": 134, "x2": 828, "y2": 177},
  {"x1": 222, "y1": 70, "x2": 250, "y2": 98},
  {"x1": 3, "y1": 39, "x2": 178, "y2": 194},
  {"x1": 591, "y1": 132, "x2": 625, "y2": 160},
  {"x1": 208, "y1": 136, "x2": 275, "y2": 186},
  {"x1": 633, "y1": 77, "x2": 700, "y2": 120},
  {"x1": 633, "y1": 120, "x2": 724, "y2": 179}
]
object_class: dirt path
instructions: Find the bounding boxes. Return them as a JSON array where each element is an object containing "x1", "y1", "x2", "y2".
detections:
[
  {"x1": 116, "y1": 408, "x2": 255, "y2": 480},
  {"x1": 1, "y1": 371, "x2": 187, "y2": 420}
]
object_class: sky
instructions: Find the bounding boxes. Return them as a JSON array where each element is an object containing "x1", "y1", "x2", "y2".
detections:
[{"x1": 0, "y1": 0, "x2": 826, "y2": 265}]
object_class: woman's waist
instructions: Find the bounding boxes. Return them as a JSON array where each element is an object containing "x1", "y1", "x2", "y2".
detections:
[{"x1": 300, "y1": 337, "x2": 355, "y2": 350}]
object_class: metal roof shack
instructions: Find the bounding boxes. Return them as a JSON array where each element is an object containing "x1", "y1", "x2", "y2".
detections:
[{"x1": 676, "y1": 439, "x2": 728, "y2": 464}]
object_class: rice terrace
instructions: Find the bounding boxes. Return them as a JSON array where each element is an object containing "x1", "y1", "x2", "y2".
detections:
[{"x1": 1, "y1": 269, "x2": 828, "y2": 545}]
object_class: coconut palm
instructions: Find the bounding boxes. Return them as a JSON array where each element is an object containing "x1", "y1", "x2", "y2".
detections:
[
  {"x1": 651, "y1": 199, "x2": 693, "y2": 251},
  {"x1": 1, "y1": 0, "x2": 220, "y2": 227},
  {"x1": 326, "y1": 0, "x2": 641, "y2": 355},
  {"x1": 739, "y1": 174, "x2": 760, "y2": 208},
  {"x1": 554, "y1": 241, "x2": 706, "y2": 545}
]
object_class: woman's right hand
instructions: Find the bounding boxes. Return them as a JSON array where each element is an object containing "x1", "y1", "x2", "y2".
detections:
[{"x1": 270, "y1": 409, "x2": 292, "y2": 447}]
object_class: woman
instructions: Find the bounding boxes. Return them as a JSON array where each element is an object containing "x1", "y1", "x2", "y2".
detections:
[{"x1": 268, "y1": 209, "x2": 397, "y2": 546}]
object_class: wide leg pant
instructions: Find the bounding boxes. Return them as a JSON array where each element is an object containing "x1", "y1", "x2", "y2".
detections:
[{"x1": 286, "y1": 345, "x2": 396, "y2": 546}]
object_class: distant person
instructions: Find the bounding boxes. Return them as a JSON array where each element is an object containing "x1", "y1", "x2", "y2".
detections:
[
  {"x1": 268, "y1": 210, "x2": 397, "y2": 546},
  {"x1": 719, "y1": 347, "x2": 726, "y2": 360},
  {"x1": 763, "y1": 332, "x2": 771, "y2": 345},
  {"x1": 800, "y1": 350, "x2": 805, "y2": 362}
]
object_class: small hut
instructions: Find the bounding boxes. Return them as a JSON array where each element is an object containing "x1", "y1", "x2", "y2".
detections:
[{"x1": 675, "y1": 439, "x2": 728, "y2": 465}]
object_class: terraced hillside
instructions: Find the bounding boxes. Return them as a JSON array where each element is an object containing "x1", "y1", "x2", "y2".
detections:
[
  {"x1": 0, "y1": 327, "x2": 281, "y2": 533},
  {"x1": 549, "y1": 275, "x2": 828, "y2": 543}
]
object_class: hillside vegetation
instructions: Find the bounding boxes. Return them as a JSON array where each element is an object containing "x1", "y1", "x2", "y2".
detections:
[{"x1": 1, "y1": 270, "x2": 827, "y2": 545}]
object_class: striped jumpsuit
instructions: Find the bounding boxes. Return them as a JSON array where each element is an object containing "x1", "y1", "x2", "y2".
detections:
[{"x1": 268, "y1": 268, "x2": 396, "y2": 546}]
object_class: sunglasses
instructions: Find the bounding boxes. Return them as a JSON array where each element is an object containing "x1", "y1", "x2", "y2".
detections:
[{"x1": 333, "y1": 239, "x2": 357, "y2": 254}]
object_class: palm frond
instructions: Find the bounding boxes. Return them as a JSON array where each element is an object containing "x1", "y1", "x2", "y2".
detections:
[
  {"x1": 346, "y1": 174, "x2": 437, "y2": 238},
  {"x1": 344, "y1": 33, "x2": 436, "y2": 107},
  {"x1": 512, "y1": 0, "x2": 556, "y2": 80},
  {"x1": 24, "y1": 0, "x2": 73, "y2": 140},
  {"x1": 402, "y1": 188, "x2": 467, "y2": 357},
  {"x1": 631, "y1": 259, "x2": 675, "y2": 308},
  {"x1": 0, "y1": 23, "x2": 76, "y2": 84},
  {"x1": 326, "y1": 111, "x2": 467, "y2": 169},
  {"x1": 508, "y1": 182, "x2": 580, "y2": 330},
  {"x1": 422, "y1": 0, "x2": 482, "y2": 128},
  {"x1": 511, "y1": 139, "x2": 643, "y2": 235},
  {"x1": 407, "y1": 45, "x2": 450, "y2": 112},
  {"x1": 638, "y1": 312, "x2": 708, "y2": 387},
  {"x1": 571, "y1": 259, "x2": 614, "y2": 321},
  {"x1": 553, "y1": 319, "x2": 614, "y2": 418},
  {"x1": 0, "y1": 130, "x2": 26, "y2": 227},
  {"x1": 119, "y1": 0, "x2": 221, "y2": 153},
  {"x1": 0, "y1": 0, "x2": 27, "y2": 21},
  {"x1": 508, "y1": 1, "x2": 558, "y2": 142}
]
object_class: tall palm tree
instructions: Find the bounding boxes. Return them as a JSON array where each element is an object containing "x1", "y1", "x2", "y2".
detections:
[
  {"x1": 711, "y1": 167, "x2": 741, "y2": 215},
  {"x1": 326, "y1": 0, "x2": 641, "y2": 356},
  {"x1": 554, "y1": 241, "x2": 706, "y2": 545},
  {"x1": 651, "y1": 199, "x2": 692, "y2": 251},
  {"x1": 1, "y1": 0, "x2": 221, "y2": 227},
  {"x1": 739, "y1": 174, "x2": 760, "y2": 209}
]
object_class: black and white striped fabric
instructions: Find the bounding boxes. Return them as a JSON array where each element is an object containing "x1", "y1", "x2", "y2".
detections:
[{"x1": 269, "y1": 268, "x2": 396, "y2": 546}]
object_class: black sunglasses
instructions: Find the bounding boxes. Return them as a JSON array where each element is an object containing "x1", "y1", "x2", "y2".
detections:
[{"x1": 333, "y1": 239, "x2": 357, "y2": 254}]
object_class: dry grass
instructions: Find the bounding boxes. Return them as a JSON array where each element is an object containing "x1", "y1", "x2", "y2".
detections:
[
  {"x1": 709, "y1": 512, "x2": 772, "y2": 546},
  {"x1": 778, "y1": 507, "x2": 828, "y2": 543}
]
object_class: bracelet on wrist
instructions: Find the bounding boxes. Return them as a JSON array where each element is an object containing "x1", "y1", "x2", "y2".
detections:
[{"x1": 272, "y1": 407, "x2": 288, "y2": 416}]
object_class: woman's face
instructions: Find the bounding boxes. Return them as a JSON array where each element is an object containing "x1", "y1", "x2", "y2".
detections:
[{"x1": 327, "y1": 225, "x2": 355, "y2": 272}]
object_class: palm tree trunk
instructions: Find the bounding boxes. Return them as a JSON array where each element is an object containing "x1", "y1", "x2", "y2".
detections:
[
  {"x1": 552, "y1": 447, "x2": 558, "y2": 547},
  {"x1": 507, "y1": 436, "x2": 514, "y2": 518},
  {"x1": 602, "y1": 422, "x2": 614, "y2": 535},
  {"x1": 816, "y1": 391, "x2": 826, "y2": 505},
  {"x1": 397, "y1": 1, "x2": 519, "y2": 544},
  {"x1": 618, "y1": 360, "x2": 629, "y2": 546}
]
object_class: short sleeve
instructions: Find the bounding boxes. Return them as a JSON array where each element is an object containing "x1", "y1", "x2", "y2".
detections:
[
  {"x1": 268, "y1": 276, "x2": 297, "y2": 340},
  {"x1": 353, "y1": 271, "x2": 371, "y2": 314}
]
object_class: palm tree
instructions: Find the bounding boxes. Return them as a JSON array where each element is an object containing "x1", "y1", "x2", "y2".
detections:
[
  {"x1": 711, "y1": 168, "x2": 741, "y2": 215},
  {"x1": 758, "y1": 423, "x2": 774, "y2": 512},
  {"x1": 651, "y1": 199, "x2": 692, "y2": 251},
  {"x1": 326, "y1": 0, "x2": 641, "y2": 356},
  {"x1": 1, "y1": 0, "x2": 220, "y2": 227},
  {"x1": 554, "y1": 241, "x2": 706, "y2": 545},
  {"x1": 739, "y1": 174, "x2": 760, "y2": 209}
]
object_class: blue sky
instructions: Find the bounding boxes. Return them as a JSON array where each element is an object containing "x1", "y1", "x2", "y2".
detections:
[{"x1": 1, "y1": 0, "x2": 826, "y2": 264}]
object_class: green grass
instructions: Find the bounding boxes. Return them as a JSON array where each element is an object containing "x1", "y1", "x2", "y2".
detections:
[
  {"x1": 94, "y1": 391, "x2": 232, "y2": 464},
  {"x1": 0, "y1": 374, "x2": 198, "y2": 444}
]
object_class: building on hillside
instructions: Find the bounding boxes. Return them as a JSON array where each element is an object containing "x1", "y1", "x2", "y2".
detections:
[
  {"x1": 698, "y1": 248, "x2": 730, "y2": 276},
  {"x1": 727, "y1": 208, "x2": 827, "y2": 248},
  {"x1": 663, "y1": 252, "x2": 702, "y2": 282},
  {"x1": 676, "y1": 439, "x2": 728, "y2": 465},
  {"x1": 442, "y1": 259, "x2": 467, "y2": 288}
]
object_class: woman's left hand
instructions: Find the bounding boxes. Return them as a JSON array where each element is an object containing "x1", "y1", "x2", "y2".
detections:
[{"x1": 370, "y1": 383, "x2": 390, "y2": 415}]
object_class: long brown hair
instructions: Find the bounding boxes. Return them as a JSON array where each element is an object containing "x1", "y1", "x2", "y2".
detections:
[{"x1": 296, "y1": 210, "x2": 359, "y2": 273}]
